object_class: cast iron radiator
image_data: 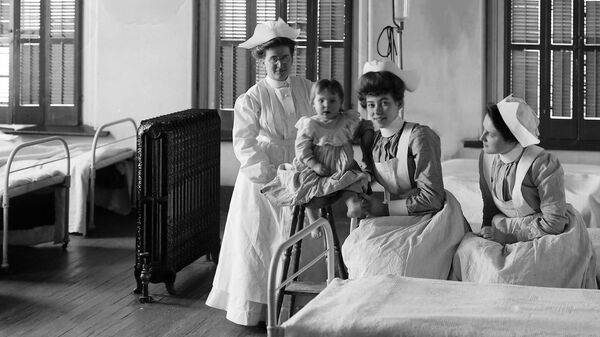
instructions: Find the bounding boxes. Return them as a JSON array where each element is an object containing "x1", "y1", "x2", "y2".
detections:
[{"x1": 134, "y1": 109, "x2": 220, "y2": 302}]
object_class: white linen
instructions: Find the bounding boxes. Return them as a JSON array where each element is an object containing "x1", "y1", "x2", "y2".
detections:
[
  {"x1": 442, "y1": 158, "x2": 600, "y2": 230},
  {"x1": 281, "y1": 275, "x2": 600, "y2": 337}
]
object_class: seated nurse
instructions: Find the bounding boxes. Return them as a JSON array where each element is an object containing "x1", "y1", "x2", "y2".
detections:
[
  {"x1": 453, "y1": 95, "x2": 597, "y2": 288},
  {"x1": 341, "y1": 60, "x2": 469, "y2": 280}
]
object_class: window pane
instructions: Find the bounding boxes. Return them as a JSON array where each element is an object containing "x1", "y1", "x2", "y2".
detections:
[
  {"x1": 287, "y1": 0, "x2": 308, "y2": 40},
  {"x1": 511, "y1": 0, "x2": 540, "y2": 44},
  {"x1": 585, "y1": 0, "x2": 600, "y2": 45},
  {"x1": 50, "y1": 42, "x2": 74, "y2": 105},
  {"x1": 220, "y1": 45, "x2": 248, "y2": 108},
  {"x1": 21, "y1": 0, "x2": 40, "y2": 39},
  {"x1": 0, "y1": 46, "x2": 8, "y2": 105},
  {"x1": 551, "y1": 0, "x2": 572, "y2": 45},
  {"x1": 291, "y1": 46, "x2": 307, "y2": 77},
  {"x1": 510, "y1": 49, "x2": 540, "y2": 115},
  {"x1": 551, "y1": 50, "x2": 573, "y2": 118},
  {"x1": 220, "y1": 0, "x2": 246, "y2": 41},
  {"x1": 256, "y1": 0, "x2": 276, "y2": 24},
  {"x1": 585, "y1": 51, "x2": 600, "y2": 119},
  {"x1": 50, "y1": 0, "x2": 75, "y2": 39},
  {"x1": 20, "y1": 43, "x2": 40, "y2": 106},
  {"x1": 318, "y1": 46, "x2": 344, "y2": 83},
  {"x1": 319, "y1": 0, "x2": 345, "y2": 41}
]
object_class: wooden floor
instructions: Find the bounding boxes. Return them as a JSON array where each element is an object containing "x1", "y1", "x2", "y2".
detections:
[{"x1": 0, "y1": 208, "x2": 266, "y2": 337}]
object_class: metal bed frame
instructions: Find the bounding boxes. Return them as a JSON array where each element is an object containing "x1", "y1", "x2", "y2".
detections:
[
  {"x1": 2, "y1": 136, "x2": 71, "y2": 270},
  {"x1": 267, "y1": 218, "x2": 337, "y2": 337},
  {"x1": 87, "y1": 118, "x2": 138, "y2": 234}
]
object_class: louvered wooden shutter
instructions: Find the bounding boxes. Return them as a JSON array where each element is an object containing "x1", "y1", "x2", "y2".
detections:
[
  {"x1": 510, "y1": 0, "x2": 540, "y2": 114},
  {"x1": 0, "y1": 0, "x2": 10, "y2": 122},
  {"x1": 286, "y1": 0, "x2": 308, "y2": 78},
  {"x1": 585, "y1": 0, "x2": 600, "y2": 119},
  {"x1": 18, "y1": 0, "x2": 40, "y2": 110},
  {"x1": 255, "y1": 1, "x2": 276, "y2": 82},
  {"x1": 219, "y1": 0, "x2": 247, "y2": 109},
  {"x1": 550, "y1": 0, "x2": 573, "y2": 119},
  {"x1": 317, "y1": 0, "x2": 346, "y2": 92},
  {"x1": 47, "y1": 0, "x2": 78, "y2": 125}
]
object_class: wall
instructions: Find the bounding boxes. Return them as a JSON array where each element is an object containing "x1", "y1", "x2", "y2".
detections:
[
  {"x1": 82, "y1": 0, "x2": 194, "y2": 134},
  {"x1": 357, "y1": 0, "x2": 485, "y2": 160}
]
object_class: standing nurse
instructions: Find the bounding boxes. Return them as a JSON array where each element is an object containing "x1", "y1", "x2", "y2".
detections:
[{"x1": 206, "y1": 18, "x2": 314, "y2": 325}]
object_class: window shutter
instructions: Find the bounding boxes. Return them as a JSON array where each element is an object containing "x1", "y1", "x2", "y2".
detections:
[
  {"x1": 585, "y1": 1, "x2": 600, "y2": 119},
  {"x1": 287, "y1": 0, "x2": 307, "y2": 40},
  {"x1": 510, "y1": 50, "x2": 540, "y2": 114},
  {"x1": 511, "y1": 0, "x2": 540, "y2": 44},
  {"x1": 19, "y1": 0, "x2": 41, "y2": 107},
  {"x1": 254, "y1": 0, "x2": 276, "y2": 83},
  {"x1": 551, "y1": 50, "x2": 573, "y2": 118},
  {"x1": 0, "y1": 0, "x2": 10, "y2": 108},
  {"x1": 551, "y1": 0, "x2": 572, "y2": 45},
  {"x1": 49, "y1": 0, "x2": 75, "y2": 106},
  {"x1": 317, "y1": 0, "x2": 346, "y2": 88},
  {"x1": 219, "y1": 0, "x2": 247, "y2": 109}
]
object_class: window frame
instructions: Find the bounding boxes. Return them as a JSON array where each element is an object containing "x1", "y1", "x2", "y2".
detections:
[
  {"x1": 217, "y1": 0, "x2": 353, "y2": 140},
  {"x1": 0, "y1": 0, "x2": 81, "y2": 126},
  {"x1": 499, "y1": 0, "x2": 600, "y2": 150}
]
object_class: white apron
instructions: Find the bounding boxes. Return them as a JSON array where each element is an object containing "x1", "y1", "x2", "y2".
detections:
[
  {"x1": 454, "y1": 146, "x2": 598, "y2": 288},
  {"x1": 342, "y1": 122, "x2": 468, "y2": 280},
  {"x1": 207, "y1": 77, "x2": 324, "y2": 325}
]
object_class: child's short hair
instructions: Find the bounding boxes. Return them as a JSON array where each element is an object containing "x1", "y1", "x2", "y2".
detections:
[{"x1": 310, "y1": 79, "x2": 344, "y2": 104}]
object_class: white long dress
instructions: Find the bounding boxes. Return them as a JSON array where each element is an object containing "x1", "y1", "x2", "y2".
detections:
[
  {"x1": 342, "y1": 119, "x2": 469, "y2": 280},
  {"x1": 453, "y1": 146, "x2": 597, "y2": 288},
  {"x1": 206, "y1": 76, "x2": 314, "y2": 325}
]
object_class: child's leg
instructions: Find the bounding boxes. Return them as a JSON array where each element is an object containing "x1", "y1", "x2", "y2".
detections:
[
  {"x1": 341, "y1": 190, "x2": 363, "y2": 218},
  {"x1": 305, "y1": 208, "x2": 323, "y2": 238}
]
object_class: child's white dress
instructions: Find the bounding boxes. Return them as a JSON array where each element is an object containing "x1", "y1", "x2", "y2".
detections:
[{"x1": 261, "y1": 111, "x2": 369, "y2": 206}]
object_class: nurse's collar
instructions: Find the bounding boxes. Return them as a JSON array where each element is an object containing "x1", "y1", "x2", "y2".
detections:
[
  {"x1": 498, "y1": 143, "x2": 524, "y2": 163},
  {"x1": 380, "y1": 115, "x2": 405, "y2": 138},
  {"x1": 266, "y1": 76, "x2": 291, "y2": 89}
]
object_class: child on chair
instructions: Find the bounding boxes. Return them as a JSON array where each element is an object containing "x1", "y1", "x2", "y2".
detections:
[{"x1": 261, "y1": 79, "x2": 373, "y2": 234}]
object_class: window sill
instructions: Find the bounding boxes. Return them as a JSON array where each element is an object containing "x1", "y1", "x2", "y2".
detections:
[{"x1": 463, "y1": 139, "x2": 600, "y2": 151}]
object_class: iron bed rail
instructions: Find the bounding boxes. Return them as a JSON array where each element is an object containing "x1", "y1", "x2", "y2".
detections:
[{"x1": 2, "y1": 136, "x2": 71, "y2": 269}]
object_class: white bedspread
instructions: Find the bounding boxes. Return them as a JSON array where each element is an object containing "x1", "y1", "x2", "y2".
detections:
[
  {"x1": 281, "y1": 275, "x2": 600, "y2": 337},
  {"x1": 0, "y1": 135, "x2": 134, "y2": 235},
  {"x1": 442, "y1": 158, "x2": 600, "y2": 230}
]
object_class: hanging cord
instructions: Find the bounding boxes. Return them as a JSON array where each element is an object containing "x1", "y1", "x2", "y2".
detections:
[
  {"x1": 376, "y1": 25, "x2": 398, "y2": 61},
  {"x1": 376, "y1": 0, "x2": 405, "y2": 69}
]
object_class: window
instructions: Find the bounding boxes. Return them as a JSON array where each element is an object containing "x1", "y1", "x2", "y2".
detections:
[
  {"x1": 0, "y1": 0, "x2": 81, "y2": 125},
  {"x1": 505, "y1": 0, "x2": 600, "y2": 149},
  {"x1": 218, "y1": 0, "x2": 352, "y2": 139}
]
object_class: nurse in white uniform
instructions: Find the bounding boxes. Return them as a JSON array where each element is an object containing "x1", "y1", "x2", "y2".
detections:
[
  {"x1": 453, "y1": 96, "x2": 597, "y2": 288},
  {"x1": 342, "y1": 60, "x2": 469, "y2": 280},
  {"x1": 206, "y1": 18, "x2": 315, "y2": 325}
]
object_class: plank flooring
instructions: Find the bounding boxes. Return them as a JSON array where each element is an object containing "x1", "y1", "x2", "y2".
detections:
[{"x1": 0, "y1": 208, "x2": 266, "y2": 337}]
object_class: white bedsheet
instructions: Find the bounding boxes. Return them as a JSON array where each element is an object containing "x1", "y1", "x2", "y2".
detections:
[
  {"x1": 0, "y1": 135, "x2": 135, "y2": 235},
  {"x1": 442, "y1": 158, "x2": 600, "y2": 231},
  {"x1": 281, "y1": 275, "x2": 600, "y2": 337}
]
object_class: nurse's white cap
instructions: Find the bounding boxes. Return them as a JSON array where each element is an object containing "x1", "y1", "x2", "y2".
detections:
[
  {"x1": 362, "y1": 59, "x2": 420, "y2": 92},
  {"x1": 496, "y1": 94, "x2": 540, "y2": 147},
  {"x1": 238, "y1": 18, "x2": 300, "y2": 49}
]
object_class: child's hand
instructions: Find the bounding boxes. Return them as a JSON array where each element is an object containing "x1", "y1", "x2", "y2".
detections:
[
  {"x1": 479, "y1": 226, "x2": 493, "y2": 239},
  {"x1": 312, "y1": 162, "x2": 330, "y2": 176}
]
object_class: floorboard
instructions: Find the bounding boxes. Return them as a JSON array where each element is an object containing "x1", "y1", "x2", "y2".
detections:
[{"x1": 0, "y1": 207, "x2": 266, "y2": 337}]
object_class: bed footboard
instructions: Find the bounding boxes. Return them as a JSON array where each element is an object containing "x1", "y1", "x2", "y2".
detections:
[
  {"x1": 2, "y1": 136, "x2": 70, "y2": 270},
  {"x1": 267, "y1": 218, "x2": 336, "y2": 337}
]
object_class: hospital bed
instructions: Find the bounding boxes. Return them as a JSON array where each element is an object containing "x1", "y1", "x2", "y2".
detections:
[
  {"x1": 2, "y1": 136, "x2": 71, "y2": 270},
  {"x1": 442, "y1": 158, "x2": 600, "y2": 231},
  {"x1": 0, "y1": 118, "x2": 137, "y2": 237},
  {"x1": 267, "y1": 220, "x2": 600, "y2": 337}
]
